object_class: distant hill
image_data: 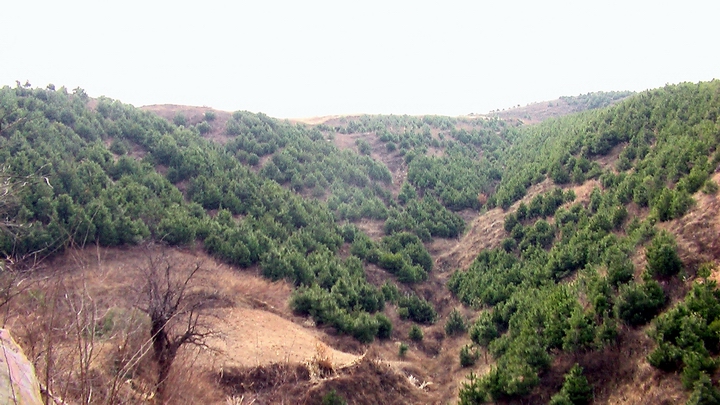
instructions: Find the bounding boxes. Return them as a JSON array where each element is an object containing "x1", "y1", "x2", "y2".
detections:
[{"x1": 480, "y1": 90, "x2": 635, "y2": 124}]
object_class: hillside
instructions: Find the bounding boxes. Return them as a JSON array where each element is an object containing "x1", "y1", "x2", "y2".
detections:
[
  {"x1": 1, "y1": 81, "x2": 720, "y2": 404},
  {"x1": 484, "y1": 90, "x2": 634, "y2": 125}
]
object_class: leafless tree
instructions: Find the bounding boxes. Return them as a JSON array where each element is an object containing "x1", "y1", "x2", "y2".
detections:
[{"x1": 136, "y1": 248, "x2": 214, "y2": 403}]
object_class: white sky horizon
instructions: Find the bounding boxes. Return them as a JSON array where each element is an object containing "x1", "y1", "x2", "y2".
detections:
[{"x1": 2, "y1": 1, "x2": 718, "y2": 119}]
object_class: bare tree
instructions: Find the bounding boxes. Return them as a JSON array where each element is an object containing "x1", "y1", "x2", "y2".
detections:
[{"x1": 136, "y1": 248, "x2": 214, "y2": 403}]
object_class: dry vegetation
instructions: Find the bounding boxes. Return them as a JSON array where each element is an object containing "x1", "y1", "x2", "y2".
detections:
[{"x1": 3, "y1": 245, "x2": 442, "y2": 404}]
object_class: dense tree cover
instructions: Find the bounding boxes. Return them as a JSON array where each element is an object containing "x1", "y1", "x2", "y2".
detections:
[
  {"x1": 322, "y1": 114, "x2": 511, "y2": 213},
  {"x1": 0, "y1": 85, "x2": 390, "y2": 342},
  {"x1": 452, "y1": 202, "x2": 669, "y2": 401},
  {"x1": 224, "y1": 111, "x2": 509, "y2": 241},
  {"x1": 224, "y1": 111, "x2": 394, "y2": 223},
  {"x1": 349, "y1": 231, "x2": 433, "y2": 284},
  {"x1": 647, "y1": 278, "x2": 720, "y2": 401},
  {"x1": 448, "y1": 185, "x2": 678, "y2": 401},
  {"x1": 491, "y1": 81, "x2": 720, "y2": 211},
  {"x1": 456, "y1": 81, "x2": 720, "y2": 402},
  {"x1": 560, "y1": 90, "x2": 635, "y2": 111},
  {"x1": 384, "y1": 195, "x2": 466, "y2": 240},
  {"x1": 225, "y1": 112, "x2": 474, "y2": 245}
]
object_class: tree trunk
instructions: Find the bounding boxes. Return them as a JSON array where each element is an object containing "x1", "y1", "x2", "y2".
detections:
[
  {"x1": 151, "y1": 321, "x2": 177, "y2": 404},
  {"x1": 155, "y1": 354, "x2": 173, "y2": 404}
]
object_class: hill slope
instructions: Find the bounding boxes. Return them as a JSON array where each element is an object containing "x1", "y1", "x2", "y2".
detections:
[{"x1": 1, "y1": 81, "x2": 720, "y2": 404}]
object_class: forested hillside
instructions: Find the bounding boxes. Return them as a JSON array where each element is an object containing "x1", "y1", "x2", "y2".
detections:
[
  {"x1": 453, "y1": 81, "x2": 720, "y2": 404},
  {"x1": 1, "y1": 81, "x2": 719, "y2": 404}
]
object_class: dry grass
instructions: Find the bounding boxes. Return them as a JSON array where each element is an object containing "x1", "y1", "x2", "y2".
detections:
[{"x1": 0, "y1": 245, "x2": 372, "y2": 404}]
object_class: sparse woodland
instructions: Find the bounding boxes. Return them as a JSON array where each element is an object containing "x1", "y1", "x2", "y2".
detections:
[{"x1": 1, "y1": 81, "x2": 720, "y2": 404}]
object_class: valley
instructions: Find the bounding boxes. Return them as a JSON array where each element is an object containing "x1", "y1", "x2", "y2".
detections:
[{"x1": 1, "y1": 82, "x2": 719, "y2": 404}]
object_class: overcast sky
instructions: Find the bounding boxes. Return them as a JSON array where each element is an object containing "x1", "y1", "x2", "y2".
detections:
[{"x1": 2, "y1": 1, "x2": 718, "y2": 118}]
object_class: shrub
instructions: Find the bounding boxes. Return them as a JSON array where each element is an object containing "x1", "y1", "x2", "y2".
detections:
[
  {"x1": 681, "y1": 351, "x2": 718, "y2": 390},
  {"x1": 355, "y1": 139, "x2": 371, "y2": 155},
  {"x1": 197, "y1": 121, "x2": 211, "y2": 135},
  {"x1": 607, "y1": 259, "x2": 634, "y2": 286},
  {"x1": 548, "y1": 392, "x2": 572, "y2": 405},
  {"x1": 321, "y1": 389, "x2": 347, "y2": 405},
  {"x1": 409, "y1": 325, "x2": 423, "y2": 342},
  {"x1": 445, "y1": 308, "x2": 467, "y2": 336},
  {"x1": 173, "y1": 112, "x2": 186, "y2": 126},
  {"x1": 702, "y1": 179, "x2": 718, "y2": 195},
  {"x1": 376, "y1": 314, "x2": 392, "y2": 339},
  {"x1": 352, "y1": 312, "x2": 379, "y2": 343},
  {"x1": 460, "y1": 344, "x2": 479, "y2": 367},
  {"x1": 646, "y1": 231, "x2": 683, "y2": 278},
  {"x1": 458, "y1": 372, "x2": 488, "y2": 404},
  {"x1": 687, "y1": 372, "x2": 720, "y2": 405},
  {"x1": 398, "y1": 295, "x2": 437, "y2": 324},
  {"x1": 399, "y1": 342, "x2": 409, "y2": 358},
  {"x1": 381, "y1": 281, "x2": 400, "y2": 303},
  {"x1": 553, "y1": 364, "x2": 593, "y2": 405},
  {"x1": 470, "y1": 313, "x2": 499, "y2": 347},
  {"x1": 647, "y1": 342, "x2": 683, "y2": 371},
  {"x1": 616, "y1": 280, "x2": 666, "y2": 326}
]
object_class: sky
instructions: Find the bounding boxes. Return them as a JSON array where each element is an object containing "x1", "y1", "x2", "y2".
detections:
[{"x1": 2, "y1": 0, "x2": 718, "y2": 118}]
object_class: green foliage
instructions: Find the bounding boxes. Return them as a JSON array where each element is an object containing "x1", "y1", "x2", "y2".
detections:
[
  {"x1": 702, "y1": 179, "x2": 718, "y2": 195},
  {"x1": 384, "y1": 196, "x2": 466, "y2": 239},
  {"x1": 562, "y1": 308, "x2": 596, "y2": 353},
  {"x1": 616, "y1": 280, "x2": 666, "y2": 326},
  {"x1": 373, "y1": 232, "x2": 433, "y2": 283},
  {"x1": 460, "y1": 344, "x2": 480, "y2": 367},
  {"x1": 352, "y1": 312, "x2": 379, "y2": 343},
  {"x1": 560, "y1": 90, "x2": 634, "y2": 110},
  {"x1": 648, "y1": 281, "x2": 720, "y2": 392},
  {"x1": 380, "y1": 281, "x2": 401, "y2": 303},
  {"x1": 548, "y1": 392, "x2": 573, "y2": 405},
  {"x1": 225, "y1": 111, "x2": 395, "y2": 222},
  {"x1": 445, "y1": 308, "x2": 467, "y2": 336},
  {"x1": 682, "y1": 352, "x2": 718, "y2": 390},
  {"x1": 398, "y1": 342, "x2": 409, "y2": 358},
  {"x1": 647, "y1": 342, "x2": 684, "y2": 371},
  {"x1": 355, "y1": 138, "x2": 372, "y2": 155},
  {"x1": 203, "y1": 111, "x2": 216, "y2": 122},
  {"x1": 321, "y1": 389, "x2": 347, "y2": 405},
  {"x1": 397, "y1": 181, "x2": 417, "y2": 205},
  {"x1": 397, "y1": 294, "x2": 437, "y2": 324},
  {"x1": 172, "y1": 112, "x2": 186, "y2": 126},
  {"x1": 448, "y1": 249, "x2": 524, "y2": 306},
  {"x1": 470, "y1": 312, "x2": 499, "y2": 347},
  {"x1": 8, "y1": 80, "x2": 720, "y2": 405},
  {"x1": 686, "y1": 372, "x2": 720, "y2": 405},
  {"x1": 409, "y1": 324, "x2": 424, "y2": 342},
  {"x1": 376, "y1": 313, "x2": 393, "y2": 339},
  {"x1": 493, "y1": 82, "x2": 720, "y2": 214},
  {"x1": 550, "y1": 364, "x2": 593, "y2": 405},
  {"x1": 196, "y1": 121, "x2": 211, "y2": 135},
  {"x1": 458, "y1": 372, "x2": 488, "y2": 404},
  {"x1": 645, "y1": 230, "x2": 683, "y2": 278}
]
